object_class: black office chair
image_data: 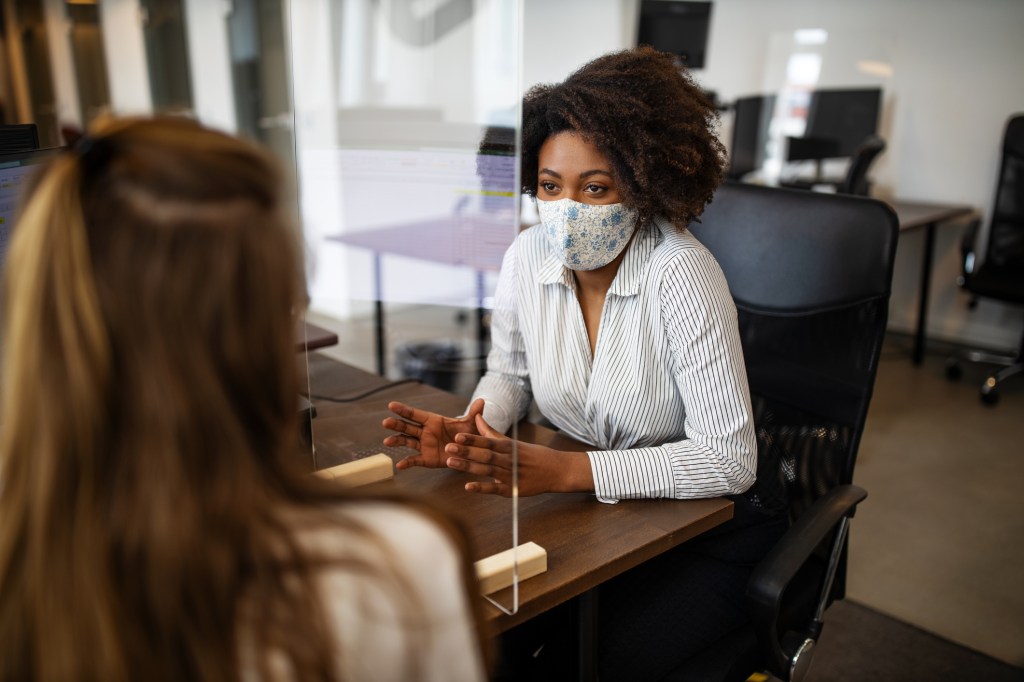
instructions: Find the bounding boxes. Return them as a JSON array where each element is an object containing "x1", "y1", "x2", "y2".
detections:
[
  {"x1": 945, "y1": 114, "x2": 1024, "y2": 405},
  {"x1": 780, "y1": 135, "x2": 886, "y2": 197},
  {"x1": 673, "y1": 182, "x2": 899, "y2": 682},
  {"x1": 837, "y1": 135, "x2": 886, "y2": 196}
]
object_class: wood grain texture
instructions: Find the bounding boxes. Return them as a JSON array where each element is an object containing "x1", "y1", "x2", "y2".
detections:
[{"x1": 303, "y1": 353, "x2": 733, "y2": 633}]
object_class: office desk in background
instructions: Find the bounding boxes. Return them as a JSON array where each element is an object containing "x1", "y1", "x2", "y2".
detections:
[
  {"x1": 296, "y1": 320, "x2": 339, "y2": 352},
  {"x1": 329, "y1": 215, "x2": 514, "y2": 376},
  {"x1": 887, "y1": 200, "x2": 975, "y2": 365},
  {"x1": 301, "y1": 352, "x2": 733, "y2": 640},
  {"x1": 330, "y1": 198, "x2": 974, "y2": 372}
]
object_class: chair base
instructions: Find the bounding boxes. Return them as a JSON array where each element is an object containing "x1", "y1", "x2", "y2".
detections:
[{"x1": 946, "y1": 332, "x2": 1024, "y2": 406}]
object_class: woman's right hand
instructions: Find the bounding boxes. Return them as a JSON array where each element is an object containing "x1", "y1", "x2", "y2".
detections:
[{"x1": 383, "y1": 398, "x2": 485, "y2": 470}]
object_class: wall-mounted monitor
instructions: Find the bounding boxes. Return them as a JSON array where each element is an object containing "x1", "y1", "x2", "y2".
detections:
[{"x1": 636, "y1": 0, "x2": 713, "y2": 69}]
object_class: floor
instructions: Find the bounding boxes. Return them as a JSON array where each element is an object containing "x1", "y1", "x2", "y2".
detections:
[
  {"x1": 307, "y1": 306, "x2": 1024, "y2": 668},
  {"x1": 847, "y1": 335, "x2": 1024, "y2": 667}
]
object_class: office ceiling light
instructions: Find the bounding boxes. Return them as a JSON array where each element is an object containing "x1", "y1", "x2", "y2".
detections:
[{"x1": 794, "y1": 29, "x2": 828, "y2": 45}]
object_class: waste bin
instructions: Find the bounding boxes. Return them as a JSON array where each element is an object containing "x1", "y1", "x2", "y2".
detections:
[{"x1": 396, "y1": 341, "x2": 464, "y2": 392}]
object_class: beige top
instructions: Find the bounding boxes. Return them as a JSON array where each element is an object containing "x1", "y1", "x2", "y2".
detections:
[{"x1": 240, "y1": 502, "x2": 486, "y2": 682}]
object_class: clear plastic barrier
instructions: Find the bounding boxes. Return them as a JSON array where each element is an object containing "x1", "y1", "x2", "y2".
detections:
[{"x1": 290, "y1": 0, "x2": 524, "y2": 612}]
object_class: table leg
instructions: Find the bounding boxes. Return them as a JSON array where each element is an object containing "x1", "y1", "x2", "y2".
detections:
[
  {"x1": 913, "y1": 223, "x2": 937, "y2": 366},
  {"x1": 373, "y1": 252, "x2": 386, "y2": 376},
  {"x1": 577, "y1": 590, "x2": 598, "y2": 682},
  {"x1": 476, "y1": 270, "x2": 487, "y2": 380},
  {"x1": 913, "y1": 223, "x2": 937, "y2": 364}
]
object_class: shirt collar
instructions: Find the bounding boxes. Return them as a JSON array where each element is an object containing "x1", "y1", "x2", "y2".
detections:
[{"x1": 607, "y1": 219, "x2": 664, "y2": 296}]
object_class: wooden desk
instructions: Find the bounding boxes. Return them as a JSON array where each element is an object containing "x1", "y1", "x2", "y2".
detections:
[
  {"x1": 302, "y1": 353, "x2": 734, "y2": 634},
  {"x1": 887, "y1": 200, "x2": 975, "y2": 365},
  {"x1": 296, "y1": 320, "x2": 339, "y2": 352}
]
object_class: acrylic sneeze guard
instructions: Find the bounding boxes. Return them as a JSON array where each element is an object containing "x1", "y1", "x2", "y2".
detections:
[{"x1": 291, "y1": 0, "x2": 527, "y2": 613}]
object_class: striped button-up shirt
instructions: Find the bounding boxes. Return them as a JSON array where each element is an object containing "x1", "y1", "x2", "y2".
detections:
[{"x1": 471, "y1": 217, "x2": 757, "y2": 503}]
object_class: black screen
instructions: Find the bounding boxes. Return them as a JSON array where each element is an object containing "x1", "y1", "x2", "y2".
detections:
[
  {"x1": 636, "y1": 1, "x2": 713, "y2": 69},
  {"x1": 729, "y1": 94, "x2": 775, "y2": 178},
  {"x1": 803, "y1": 88, "x2": 882, "y2": 159}
]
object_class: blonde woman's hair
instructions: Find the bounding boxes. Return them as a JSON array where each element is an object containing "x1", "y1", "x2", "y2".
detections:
[{"x1": 0, "y1": 117, "x2": 486, "y2": 681}]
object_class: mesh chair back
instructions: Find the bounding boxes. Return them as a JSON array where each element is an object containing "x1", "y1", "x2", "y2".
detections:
[
  {"x1": 985, "y1": 115, "x2": 1024, "y2": 269},
  {"x1": 690, "y1": 183, "x2": 898, "y2": 528}
]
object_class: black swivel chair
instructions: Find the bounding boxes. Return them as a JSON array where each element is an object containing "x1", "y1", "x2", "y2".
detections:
[
  {"x1": 945, "y1": 114, "x2": 1024, "y2": 405},
  {"x1": 780, "y1": 135, "x2": 886, "y2": 197},
  {"x1": 837, "y1": 135, "x2": 886, "y2": 196},
  {"x1": 673, "y1": 182, "x2": 899, "y2": 682}
]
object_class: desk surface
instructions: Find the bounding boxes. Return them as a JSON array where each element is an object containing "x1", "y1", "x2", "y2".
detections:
[
  {"x1": 886, "y1": 199, "x2": 975, "y2": 230},
  {"x1": 296, "y1": 321, "x2": 339, "y2": 352},
  {"x1": 303, "y1": 353, "x2": 734, "y2": 632},
  {"x1": 328, "y1": 214, "x2": 515, "y2": 272}
]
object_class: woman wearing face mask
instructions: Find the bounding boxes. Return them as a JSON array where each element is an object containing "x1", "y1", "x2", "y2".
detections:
[{"x1": 384, "y1": 47, "x2": 788, "y2": 678}]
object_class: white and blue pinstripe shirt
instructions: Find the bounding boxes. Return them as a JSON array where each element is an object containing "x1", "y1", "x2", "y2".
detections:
[{"x1": 471, "y1": 217, "x2": 757, "y2": 503}]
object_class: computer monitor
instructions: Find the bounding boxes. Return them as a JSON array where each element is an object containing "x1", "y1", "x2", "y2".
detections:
[
  {"x1": 636, "y1": 0, "x2": 713, "y2": 69},
  {"x1": 728, "y1": 94, "x2": 775, "y2": 179},
  {"x1": 794, "y1": 87, "x2": 882, "y2": 160},
  {"x1": 0, "y1": 124, "x2": 40, "y2": 154},
  {"x1": 0, "y1": 147, "x2": 62, "y2": 271}
]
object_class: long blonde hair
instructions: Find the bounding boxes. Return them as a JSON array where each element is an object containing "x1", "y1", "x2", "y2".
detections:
[{"x1": 0, "y1": 117, "x2": 486, "y2": 681}]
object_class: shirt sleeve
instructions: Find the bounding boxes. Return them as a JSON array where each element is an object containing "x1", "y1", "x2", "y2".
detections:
[
  {"x1": 587, "y1": 247, "x2": 757, "y2": 503},
  {"x1": 469, "y1": 239, "x2": 532, "y2": 434}
]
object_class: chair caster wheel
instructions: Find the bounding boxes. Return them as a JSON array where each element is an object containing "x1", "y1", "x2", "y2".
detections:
[
  {"x1": 980, "y1": 387, "x2": 999, "y2": 406},
  {"x1": 945, "y1": 360, "x2": 962, "y2": 381}
]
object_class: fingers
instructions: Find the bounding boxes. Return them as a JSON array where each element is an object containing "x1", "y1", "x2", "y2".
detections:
[
  {"x1": 453, "y1": 432, "x2": 512, "y2": 452},
  {"x1": 396, "y1": 454, "x2": 427, "y2": 470},
  {"x1": 387, "y1": 401, "x2": 435, "y2": 425},
  {"x1": 381, "y1": 416, "x2": 422, "y2": 439},
  {"x1": 466, "y1": 398, "x2": 485, "y2": 419},
  {"x1": 383, "y1": 434, "x2": 420, "y2": 451},
  {"x1": 465, "y1": 480, "x2": 511, "y2": 496},
  {"x1": 474, "y1": 413, "x2": 503, "y2": 438},
  {"x1": 445, "y1": 454, "x2": 499, "y2": 478},
  {"x1": 444, "y1": 436, "x2": 514, "y2": 478}
]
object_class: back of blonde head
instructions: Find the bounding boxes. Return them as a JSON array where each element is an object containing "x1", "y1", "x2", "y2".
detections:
[{"x1": 0, "y1": 117, "x2": 331, "y2": 681}]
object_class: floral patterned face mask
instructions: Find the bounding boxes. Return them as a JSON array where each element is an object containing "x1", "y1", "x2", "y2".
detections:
[{"x1": 537, "y1": 198, "x2": 640, "y2": 271}]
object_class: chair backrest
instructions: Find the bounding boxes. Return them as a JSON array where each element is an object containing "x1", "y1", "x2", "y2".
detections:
[
  {"x1": 690, "y1": 182, "x2": 898, "y2": 534},
  {"x1": 984, "y1": 114, "x2": 1024, "y2": 269},
  {"x1": 838, "y1": 135, "x2": 886, "y2": 196}
]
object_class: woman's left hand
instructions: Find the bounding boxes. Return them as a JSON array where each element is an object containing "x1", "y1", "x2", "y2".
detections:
[{"x1": 443, "y1": 415, "x2": 594, "y2": 497}]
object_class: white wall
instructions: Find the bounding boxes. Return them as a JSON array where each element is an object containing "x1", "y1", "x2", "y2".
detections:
[
  {"x1": 522, "y1": 0, "x2": 1024, "y2": 351},
  {"x1": 98, "y1": 0, "x2": 152, "y2": 114},
  {"x1": 42, "y1": 0, "x2": 81, "y2": 128},
  {"x1": 182, "y1": 0, "x2": 236, "y2": 133}
]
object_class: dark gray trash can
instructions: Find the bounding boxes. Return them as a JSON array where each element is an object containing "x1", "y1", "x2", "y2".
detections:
[{"x1": 396, "y1": 341, "x2": 463, "y2": 392}]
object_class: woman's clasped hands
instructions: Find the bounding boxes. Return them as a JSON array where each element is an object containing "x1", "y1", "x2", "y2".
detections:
[{"x1": 382, "y1": 400, "x2": 594, "y2": 497}]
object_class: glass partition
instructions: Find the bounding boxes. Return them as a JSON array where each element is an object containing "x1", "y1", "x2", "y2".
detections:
[{"x1": 290, "y1": 0, "x2": 525, "y2": 612}]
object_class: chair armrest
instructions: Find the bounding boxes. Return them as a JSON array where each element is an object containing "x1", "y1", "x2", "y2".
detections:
[{"x1": 746, "y1": 484, "x2": 867, "y2": 677}]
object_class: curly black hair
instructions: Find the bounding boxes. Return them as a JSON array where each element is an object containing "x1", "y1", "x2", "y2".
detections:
[{"x1": 521, "y1": 46, "x2": 726, "y2": 228}]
